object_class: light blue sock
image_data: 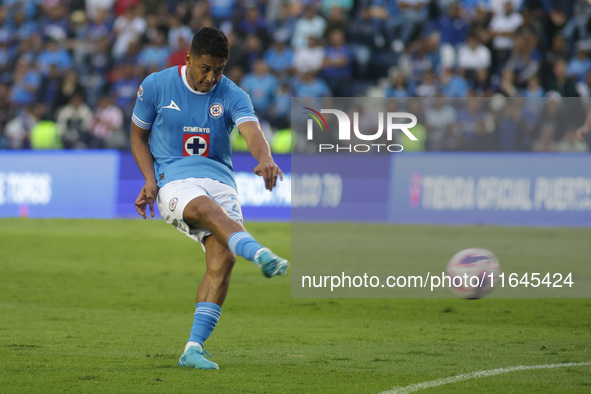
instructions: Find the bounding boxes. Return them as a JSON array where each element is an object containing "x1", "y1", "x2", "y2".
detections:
[
  {"x1": 227, "y1": 231, "x2": 263, "y2": 261},
  {"x1": 188, "y1": 302, "x2": 221, "y2": 346}
]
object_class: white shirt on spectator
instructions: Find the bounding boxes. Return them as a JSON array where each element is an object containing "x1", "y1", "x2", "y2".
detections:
[
  {"x1": 458, "y1": 43, "x2": 492, "y2": 69},
  {"x1": 92, "y1": 105, "x2": 123, "y2": 139},
  {"x1": 489, "y1": 0, "x2": 522, "y2": 16},
  {"x1": 291, "y1": 16, "x2": 326, "y2": 50},
  {"x1": 294, "y1": 46, "x2": 325, "y2": 73},
  {"x1": 86, "y1": 0, "x2": 115, "y2": 20},
  {"x1": 489, "y1": 11, "x2": 523, "y2": 50},
  {"x1": 112, "y1": 15, "x2": 147, "y2": 59}
]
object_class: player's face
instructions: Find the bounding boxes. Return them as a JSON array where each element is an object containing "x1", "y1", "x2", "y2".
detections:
[{"x1": 185, "y1": 53, "x2": 227, "y2": 93}]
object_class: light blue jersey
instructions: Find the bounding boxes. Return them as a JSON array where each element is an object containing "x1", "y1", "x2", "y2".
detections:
[{"x1": 132, "y1": 65, "x2": 258, "y2": 190}]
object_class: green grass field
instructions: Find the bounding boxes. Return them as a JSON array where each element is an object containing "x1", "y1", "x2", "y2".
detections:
[{"x1": 1, "y1": 219, "x2": 590, "y2": 393}]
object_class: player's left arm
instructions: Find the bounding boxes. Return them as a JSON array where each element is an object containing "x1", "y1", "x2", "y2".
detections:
[{"x1": 238, "y1": 121, "x2": 283, "y2": 191}]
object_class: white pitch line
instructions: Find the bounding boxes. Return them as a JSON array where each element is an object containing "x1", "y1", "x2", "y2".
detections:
[{"x1": 381, "y1": 362, "x2": 591, "y2": 394}]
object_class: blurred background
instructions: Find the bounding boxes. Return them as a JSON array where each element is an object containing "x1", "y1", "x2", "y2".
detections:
[
  {"x1": 1, "y1": 0, "x2": 590, "y2": 153},
  {"x1": 1, "y1": 0, "x2": 590, "y2": 222}
]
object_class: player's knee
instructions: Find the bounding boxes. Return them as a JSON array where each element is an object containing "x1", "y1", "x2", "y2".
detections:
[{"x1": 184, "y1": 196, "x2": 218, "y2": 224}]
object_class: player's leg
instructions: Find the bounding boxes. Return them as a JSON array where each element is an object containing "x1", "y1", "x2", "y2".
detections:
[
  {"x1": 183, "y1": 192, "x2": 288, "y2": 278},
  {"x1": 179, "y1": 236, "x2": 234, "y2": 370},
  {"x1": 196, "y1": 234, "x2": 235, "y2": 305}
]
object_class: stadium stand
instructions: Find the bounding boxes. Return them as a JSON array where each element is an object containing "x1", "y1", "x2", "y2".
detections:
[{"x1": 0, "y1": 0, "x2": 589, "y2": 152}]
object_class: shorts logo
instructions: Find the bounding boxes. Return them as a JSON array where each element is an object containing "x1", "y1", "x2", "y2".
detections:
[
  {"x1": 169, "y1": 197, "x2": 178, "y2": 211},
  {"x1": 183, "y1": 133, "x2": 210, "y2": 157},
  {"x1": 209, "y1": 103, "x2": 223, "y2": 118}
]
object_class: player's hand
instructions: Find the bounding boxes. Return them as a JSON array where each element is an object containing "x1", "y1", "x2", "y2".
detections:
[
  {"x1": 254, "y1": 160, "x2": 283, "y2": 191},
  {"x1": 575, "y1": 126, "x2": 589, "y2": 143},
  {"x1": 135, "y1": 181, "x2": 159, "y2": 219}
]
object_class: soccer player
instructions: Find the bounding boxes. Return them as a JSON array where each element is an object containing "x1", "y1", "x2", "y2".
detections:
[{"x1": 130, "y1": 27, "x2": 289, "y2": 370}]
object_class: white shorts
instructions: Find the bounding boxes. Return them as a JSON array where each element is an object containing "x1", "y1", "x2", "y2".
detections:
[{"x1": 156, "y1": 178, "x2": 243, "y2": 247}]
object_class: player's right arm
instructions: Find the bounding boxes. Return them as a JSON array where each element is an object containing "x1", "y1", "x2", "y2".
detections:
[
  {"x1": 130, "y1": 74, "x2": 159, "y2": 219},
  {"x1": 130, "y1": 123, "x2": 158, "y2": 219}
]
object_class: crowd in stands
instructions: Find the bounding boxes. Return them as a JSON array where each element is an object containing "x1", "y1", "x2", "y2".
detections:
[{"x1": 0, "y1": 0, "x2": 590, "y2": 152}]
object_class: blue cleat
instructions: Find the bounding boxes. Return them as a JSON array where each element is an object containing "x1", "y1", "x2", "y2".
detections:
[
  {"x1": 254, "y1": 248, "x2": 289, "y2": 278},
  {"x1": 178, "y1": 346, "x2": 219, "y2": 370}
]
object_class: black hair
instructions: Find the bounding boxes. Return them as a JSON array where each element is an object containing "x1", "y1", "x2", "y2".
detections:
[{"x1": 190, "y1": 27, "x2": 230, "y2": 59}]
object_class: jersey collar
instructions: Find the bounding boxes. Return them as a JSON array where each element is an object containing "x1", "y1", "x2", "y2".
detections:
[{"x1": 181, "y1": 65, "x2": 220, "y2": 95}]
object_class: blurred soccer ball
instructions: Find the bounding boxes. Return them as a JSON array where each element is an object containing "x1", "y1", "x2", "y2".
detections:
[{"x1": 445, "y1": 248, "x2": 501, "y2": 299}]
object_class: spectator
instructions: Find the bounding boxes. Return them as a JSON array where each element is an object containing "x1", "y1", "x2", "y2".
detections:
[
  {"x1": 546, "y1": 58, "x2": 579, "y2": 97},
  {"x1": 264, "y1": 33, "x2": 295, "y2": 79},
  {"x1": 291, "y1": 5, "x2": 327, "y2": 50},
  {"x1": 522, "y1": 74, "x2": 544, "y2": 98},
  {"x1": 488, "y1": 0, "x2": 523, "y2": 71},
  {"x1": 432, "y1": 2, "x2": 471, "y2": 55},
  {"x1": 224, "y1": 31, "x2": 249, "y2": 76},
  {"x1": 399, "y1": 38, "x2": 436, "y2": 82},
  {"x1": 566, "y1": 40, "x2": 591, "y2": 83},
  {"x1": 110, "y1": 62, "x2": 141, "y2": 125},
  {"x1": 85, "y1": 35, "x2": 113, "y2": 107},
  {"x1": 454, "y1": 98, "x2": 486, "y2": 147},
  {"x1": 294, "y1": 36, "x2": 325, "y2": 74},
  {"x1": 167, "y1": 14, "x2": 193, "y2": 51},
  {"x1": 541, "y1": 34, "x2": 568, "y2": 83},
  {"x1": 111, "y1": 5, "x2": 147, "y2": 60},
  {"x1": 11, "y1": 8, "x2": 38, "y2": 41},
  {"x1": 137, "y1": 31, "x2": 171, "y2": 71},
  {"x1": 243, "y1": 33, "x2": 264, "y2": 73},
  {"x1": 54, "y1": 70, "x2": 84, "y2": 113},
  {"x1": 268, "y1": 1, "x2": 296, "y2": 41},
  {"x1": 386, "y1": 0, "x2": 429, "y2": 51},
  {"x1": 269, "y1": 83, "x2": 292, "y2": 130},
  {"x1": 236, "y1": 4, "x2": 269, "y2": 46},
  {"x1": 208, "y1": 0, "x2": 236, "y2": 26},
  {"x1": 321, "y1": 28, "x2": 353, "y2": 96},
  {"x1": 347, "y1": 6, "x2": 375, "y2": 78},
  {"x1": 291, "y1": 71, "x2": 331, "y2": 98},
  {"x1": 10, "y1": 60, "x2": 41, "y2": 107},
  {"x1": 241, "y1": 59, "x2": 278, "y2": 118},
  {"x1": 322, "y1": 0, "x2": 354, "y2": 18},
  {"x1": 424, "y1": 96, "x2": 457, "y2": 150},
  {"x1": 496, "y1": 99, "x2": 525, "y2": 151},
  {"x1": 37, "y1": 37, "x2": 73, "y2": 76},
  {"x1": 167, "y1": 35, "x2": 191, "y2": 68},
  {"x1": 535, "y1": 93, "x2": 568, "y2": 141},
  {"x1": 0, "y1": 34, "x2": 17, "y2": 84},
  {"x1": 576, "y1": 71, "x2": 591, "y2": 107},
  {"x1": 37, "y1": 64, "x2": 63, "y2": 114},
  {"x1": 56, "y1": 93, "x2": 94, "y2": 149},
  {"x1": 441, "y1": 68, "x2": 470, "y2": 97},
  {"x1": 324, "y1": 6, "x2": 349, "y2": 37},
  {"x1": 504, "y1": 33, "x2": 542, "y2": 88},
  {"x1": 384, "y1": 68, "x2": 414, "y2": 97},
  {"x1": 4, "y1": 104, "x2": 38, "y2": 149},
  {"x1": 91, "y1": 95, "x2": 126, "y2": 149},
  {"x1": 458, "y1": 31, "x2": 492, "y2": 79},
  {"x1": 415, "y1": 70, "x2": 439, "y2": 96},
  {"x1": 469, "y1": 68, "x2": 493, "y2": 96},
  {"x1": 86, "y1": 0, "x2": 116, "y2": 22},
  {"x1": 497, "y1": 68, "x2": 518, "y2": 96},
  {"x1": 38, "y1": 3, "x2": 69, "y2": 42}
]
